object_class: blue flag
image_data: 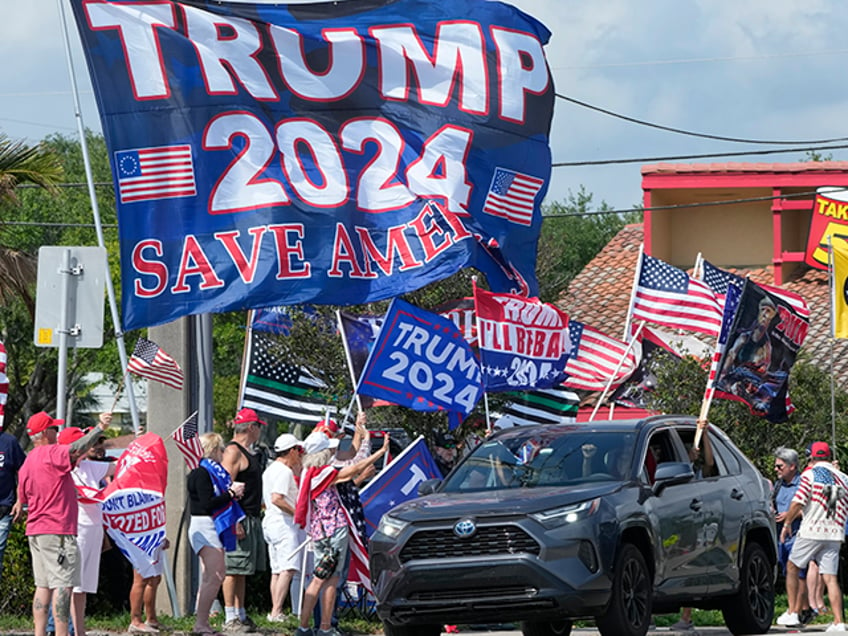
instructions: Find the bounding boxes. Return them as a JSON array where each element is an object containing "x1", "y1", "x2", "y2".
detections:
[
  {"x1": 70, "y1": 0, "x2": 554, "y2": 330},
  {"x1": 360, "y1": 436, "x2": 441, "y2": 538},
  {"x1": 357, "y1": 298, "x2": 483, "y2": 415}
]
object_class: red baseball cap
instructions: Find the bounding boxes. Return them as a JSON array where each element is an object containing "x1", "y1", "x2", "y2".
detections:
[
  {"x1": 811, "y1": 441, "x2": 832, "y2": 459},
  {"x1": 233, "y1": 407, "x2": 266, "y2": 427},
  {"x1": 26, "y1": 412, "x2": 65, "y2": 436},
  {"x1": 57, "y1": 426, "x2": 85, "y2": 445},
  {"x1": 316, "y1": 418, "x2": 339, "y2": 435}
]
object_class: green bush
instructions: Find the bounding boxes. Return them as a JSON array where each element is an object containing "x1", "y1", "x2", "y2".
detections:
[{"x1": 0, "y1": 520, "x2": 34, "y2": 616}]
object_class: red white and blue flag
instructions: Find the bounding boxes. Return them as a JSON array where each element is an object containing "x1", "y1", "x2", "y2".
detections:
[
  {"x1": 562, "y1": 320, "x2": 638, "y2": 392},
  {"x1": 632, "y1": 253, "x2": 723, "y2": 336},
  {"x1": 482, "y1": 168, "x2": 544, "y2": 226},
  {"x1": 700, "y1": 259, "x2": 809, "y2": 319},
  {"x1": 474, "y1": 285, "x2": 570, "y2": 392},
  {"x1": 115, "y1": 145, "x2": 196, "y2": 204},
  {"x1": 170, "y1": 412, "x2": 203, "y2": 470}
]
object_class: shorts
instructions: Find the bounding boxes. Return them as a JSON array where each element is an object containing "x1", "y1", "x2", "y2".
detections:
[
  {"x1": 225, "y1": 514, "x2": 266, "y2": 576},
  {"x1": 789, "y1": 536, "x2": 842, "y2": 575},
  {"x1": 75, "y1": 523, "x2": 104, "y2": 594},
  {"x1": 264, "y1": 520, "x2": 305, "y2": 573},
  {"x1": 189, "y1": 516, "x2": 223, "y2": 553},
  {"x1": 777, "y1": 535, "x2": 807, "y2": 579},
  {"x1": 29, "y1": 534, "x2": 80, "y2": 589},
  {"x1": 312, "y1": 526, "x2": 349, "y2": 580}
]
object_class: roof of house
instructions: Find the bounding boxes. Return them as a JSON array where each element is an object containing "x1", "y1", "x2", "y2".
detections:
[
  {"x1": 557, "y1": 223, "x2": 848, "y2": 381},
  {"x1": 642, "y1": 161, "x2": 848, "y2": 176}
]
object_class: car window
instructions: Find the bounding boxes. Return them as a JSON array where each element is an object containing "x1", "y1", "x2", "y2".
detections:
[
  {"x1": 442, "y1": 429, "x2": 638, "y2": 492},
  {"x1": 709, "y1": 435, "x2": 741, "y2": 475},
  {"x1": 675, "y1": 426, "x2": 721, "y2": 478}
]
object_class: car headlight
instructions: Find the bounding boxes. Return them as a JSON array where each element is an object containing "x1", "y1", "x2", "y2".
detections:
[
  {"x1": 377, "y1": 514, "x2": 409, "y2": 539},
  {"x1": 530, "y1": 498, "x2": 600, "y2": 529}
]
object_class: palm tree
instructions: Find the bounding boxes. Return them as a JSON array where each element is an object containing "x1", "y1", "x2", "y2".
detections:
[{"x1": 0, "y1": 133, "x2": 64, "y2": 312}]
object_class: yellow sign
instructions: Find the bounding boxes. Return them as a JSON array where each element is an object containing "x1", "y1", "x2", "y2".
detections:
[
  {"x1": 833, "y1": 240, "x2": 848, "y2": 339},
  {"x1": 36, "y1": 328, "x2": 53, "y2": 346}
]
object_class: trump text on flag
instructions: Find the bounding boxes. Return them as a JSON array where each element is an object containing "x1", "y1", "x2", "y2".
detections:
[{"x1": 70, "y1": 0, "x2": 554, "y2": 329}]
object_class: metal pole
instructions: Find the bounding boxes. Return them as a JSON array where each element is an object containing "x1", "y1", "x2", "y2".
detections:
[
  {"x1": 56, "y1": 0, "x2": 140, "y2": 431},
  {"x1": 829, "y1": 235, "x2": 837, "y2": 452},
  {"x1": 56, "y1": 249, "x2": 72, "y2": 421}
]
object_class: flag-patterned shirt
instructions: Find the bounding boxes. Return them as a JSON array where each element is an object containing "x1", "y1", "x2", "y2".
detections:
[{"x1": 793, "y1": 463, "x2": 848, "y2": 541}]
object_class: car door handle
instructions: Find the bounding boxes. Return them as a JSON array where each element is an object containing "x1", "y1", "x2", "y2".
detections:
[
  {"x1": 730, "y1": 488, "x2": 744, "y2": 500},
  {"x1": 690, "y1": 498, "x2": 702, "y2": 511}
]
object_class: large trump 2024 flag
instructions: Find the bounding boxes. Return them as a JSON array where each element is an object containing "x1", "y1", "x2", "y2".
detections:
[{"x1": 69, "y1": 0, "x2": 554, "y2": 330}]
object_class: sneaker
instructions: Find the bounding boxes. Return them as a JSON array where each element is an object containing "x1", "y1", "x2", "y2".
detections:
[
  {"x1": 826, "y1": 624, "x2": 847, "y2": 633},
  {"x1": 294, "y1": 628, "x2": 314, "y2": 636},
  {"x1": 222, "y1": 620, "x2": 249, "y2": 634},
  {"x1": 317, "y1": 629, "x2": 344, "y2": 636},
  {"x1": 670, "y1": 619, "x2": 694, "y2": 631},
  {"x1": 240, "y1": 616, "x2": 258, "y2": 631},
  {"x1": 266, "y1": 614, "x2": 288, "y2": 623},
  {"x1": 776, "y1": 611, "x2": 800, "y2": 627},
  {"x1": 799, "y1": 608, "x2": 816, "y2": 626}
]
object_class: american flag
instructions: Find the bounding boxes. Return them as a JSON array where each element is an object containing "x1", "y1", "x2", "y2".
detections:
[
  {"x1": 632, "y1": 253, "x2": 723, "y2": 336},
  {"x1": 482, "y1": 168, "x2": 544, "y2": 226},
  {"x1": 0, "y1": 341, "x2": 8, "y2": 421},
  {"x1": 701, "y1": 259, "x2": 809, "y2": 318},
  {"x1": 127, "y1": 337, "x2": 185, "y2": 390},
  {"x1": 336, "y1": 481, "x2": 372, "y2": 593},
  {"x1": 171, "y1": 411, "x2": 203, "y2": 470},
  {"x1": 115, "y1": 145, "x2": 196, "y2": 203},
  {"x1": 703, "y1": 283, "x2": 742, "y2": 404},
  {"x1": 562, "y1": 320, "x2": 638, "y2": 392}
]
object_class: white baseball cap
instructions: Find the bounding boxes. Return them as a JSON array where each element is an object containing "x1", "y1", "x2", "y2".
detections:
[
  {"x1": 274, "y1": 433, "x2": 303, "y2": 453},
  {"x1": 304, "y1": 430, "x2": 340, "y2": 454}
]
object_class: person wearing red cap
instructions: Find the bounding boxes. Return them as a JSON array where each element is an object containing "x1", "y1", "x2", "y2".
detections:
[
  {"x1": 778, "y1": 441, "x2": 848, "y2": 632},
  {"x1": 12, "y1": 412, "x2": 111, "y2": 636},
  {"x1": 57, "y1": 424, "x2": 115, "y2": 636},
  {"x1": 221, "y1": 407, "x2": 267, "y2": 632}
]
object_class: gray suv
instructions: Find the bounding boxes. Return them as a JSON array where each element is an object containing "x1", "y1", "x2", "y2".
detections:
[{"x1": 369, "y1": 416, "x2": 777, "y2": 636}]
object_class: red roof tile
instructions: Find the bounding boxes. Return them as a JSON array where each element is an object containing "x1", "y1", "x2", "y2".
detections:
[{"x1": 642, "y1": 161, "x2": 848, "y2": 176}]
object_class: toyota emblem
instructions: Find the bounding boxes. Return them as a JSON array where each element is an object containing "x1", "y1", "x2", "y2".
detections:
[{"x1": 453, "y1": 518, "x2": 477, "y2": 538}]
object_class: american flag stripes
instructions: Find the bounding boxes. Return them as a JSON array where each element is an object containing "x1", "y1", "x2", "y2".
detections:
[
  {"x1": 336, "y1": 481, "x2": 372, "y2": 593},
  {"x1": 701, "y1": 259, "x2": 809, "y2": 318},
  {"x1": 170, "y1": 411, "x2": 203, "y2": 470},
  {"x1": 115, "y1": 145, "x2": 196, "y2": 203},
  {"x1": 632, "y1": 253, "x2": 723, "y2": 336},
  {"x1": 482, "y1": 168, "x2": 544, "y2": 226},
  {"x1": 127, "y1": 337, "x2": 185, "y2": 390},
  {"x1": 562, "y1": 320, "x2": 638, "y2": 392}
]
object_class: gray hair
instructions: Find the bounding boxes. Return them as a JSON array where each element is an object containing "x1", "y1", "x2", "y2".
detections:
[
  {"x1": 232, "y1": 421, "x2": 252, "y2": 435},
  {"x1": 774, "y1": 446, "x2": 799, "y2": 467},
  {"x1": 302, "y1": 448, "x2": 334, "y2": 469}
]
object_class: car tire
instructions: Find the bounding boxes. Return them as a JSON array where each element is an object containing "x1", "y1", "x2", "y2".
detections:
[
  {"x1": 721, "y1": 541, "x2": 774, "y2": 635},
  {"x1": 596, "y1": 543, "x2": 652, "y2": 636},
  {"x1": 383, "y1": 623, "x2": 441, "y2": 636},
  {"x1": 520, "y1": 619, "x2": 573, "y2": 636}
]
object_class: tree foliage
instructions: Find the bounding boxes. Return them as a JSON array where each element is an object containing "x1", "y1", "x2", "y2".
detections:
[{"x1": 647, "y1": 349, "x2": 848, "y2": 477}]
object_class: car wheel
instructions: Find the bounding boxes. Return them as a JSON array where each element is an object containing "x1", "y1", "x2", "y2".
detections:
[
  {"x1": 383, "y1": 623, "x2": 441, "y2": 636},
  {"x1": 721, "y1": 542, "x2": 774, "y2": 635},
  {"x1": 596, "y1": 543, "x2": 652, "y2": 636},
  {"x1": 520, "y1": 618, "x2": 573, "y2": 636}
]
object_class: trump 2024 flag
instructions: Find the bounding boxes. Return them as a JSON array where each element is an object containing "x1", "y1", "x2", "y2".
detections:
[
  {"x1": 360, "y1": 436, "x2": 441, "y2": 538},
  {"x1": 357, "y1": 298, "x2": 483, "y2": 416},
  {"x1": 474, "y1": 285, "x2": 570, "y2": 392}
]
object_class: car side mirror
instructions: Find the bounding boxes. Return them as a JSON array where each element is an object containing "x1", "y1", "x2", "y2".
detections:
[
  {"x1": 418, "y1": 478, "x2": 442, "y2": 496},
  {"x1": 652, "y1": 462, "x2": 695, "y2": 495}
]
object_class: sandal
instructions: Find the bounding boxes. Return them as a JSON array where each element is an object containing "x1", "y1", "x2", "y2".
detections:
[
  {"x1": 128, "y1": 624, "x2": 159, "y2": 634},
  {"x1": 146, "y1": 622, "x2": 170, "y2": 631}
]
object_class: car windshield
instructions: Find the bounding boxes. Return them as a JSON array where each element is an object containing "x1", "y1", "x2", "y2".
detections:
[{"x1": 442, "y1": 429, "x2": 638, "y2": 492}]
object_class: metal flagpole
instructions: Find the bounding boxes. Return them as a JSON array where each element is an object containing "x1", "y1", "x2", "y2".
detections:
[
  {"x1": 56, "y1": 0, "x2": 140, "y2": 432},
  {"x1": 470, "y1": 276, "x2": 492, "y2": 433},
  {"x1": 589, "y1": 321, "x2": 645, "y2": 422},
  {"x1": 829, "y1": 235, "x2": 837, "y2": 451},
  {"x1": 622, "y1": 244, "x2": 645, "y2": 340}
]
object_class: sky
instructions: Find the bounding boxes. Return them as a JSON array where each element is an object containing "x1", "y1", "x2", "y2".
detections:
[{"x1": 3, "y1": 0, "x2": 848, "y2": 213}]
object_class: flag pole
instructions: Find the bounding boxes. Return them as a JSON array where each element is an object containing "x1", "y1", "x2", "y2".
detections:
[
  {"x1": 623, "y1": 245, "x2": 645, "y2": 340},
  {"x1": 589, "y1": 321, "x2": 644, "y2": 422},
  {"x1": 56, "y1": 0, "x2": 140, "y2": 433},
  {"x1": 337, "y1": 310, "x2": 364, "y2": 413},
  {"x1": 829, "y1": 235, "x2": 837, "y2": 452},
  {"x1": 236, "y1": 310, "x2": 255, "y2": 411}
]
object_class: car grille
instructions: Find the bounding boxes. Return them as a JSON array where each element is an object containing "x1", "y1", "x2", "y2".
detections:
[{"x1": 400, "y1": 525, "x2": 541, "y2": 562}]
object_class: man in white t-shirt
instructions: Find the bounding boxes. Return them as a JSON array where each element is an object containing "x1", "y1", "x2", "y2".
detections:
[
  {"x1": 262, "y1": 434, "x2": 305, "y2": 622},
  {"x1": 58, "y1": 422, "x2": 115, "y2": 636},
  {"x1": 778, "y1": 441, "x2": 848, "y2": 632}
]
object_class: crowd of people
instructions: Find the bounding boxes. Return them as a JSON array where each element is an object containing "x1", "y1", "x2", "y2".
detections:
[{"x1": 0, "y1": 406, "x2": 399, "y2": 636}]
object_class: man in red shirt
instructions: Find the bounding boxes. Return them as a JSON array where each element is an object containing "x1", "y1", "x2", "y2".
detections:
[{"x1": 12, "y1": 411, "x2": 111, "y2": 636}]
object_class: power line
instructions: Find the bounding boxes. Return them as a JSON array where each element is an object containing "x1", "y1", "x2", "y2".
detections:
[
  {"x1": 542, "y1": 187, "x2": 843, "y2": 218},
  {"x1": 553, "y1": 144, "x2": 848, "y2": 167},
  {"x1": 556, "y1": 93, "x2": 848, "y2": 145}
]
